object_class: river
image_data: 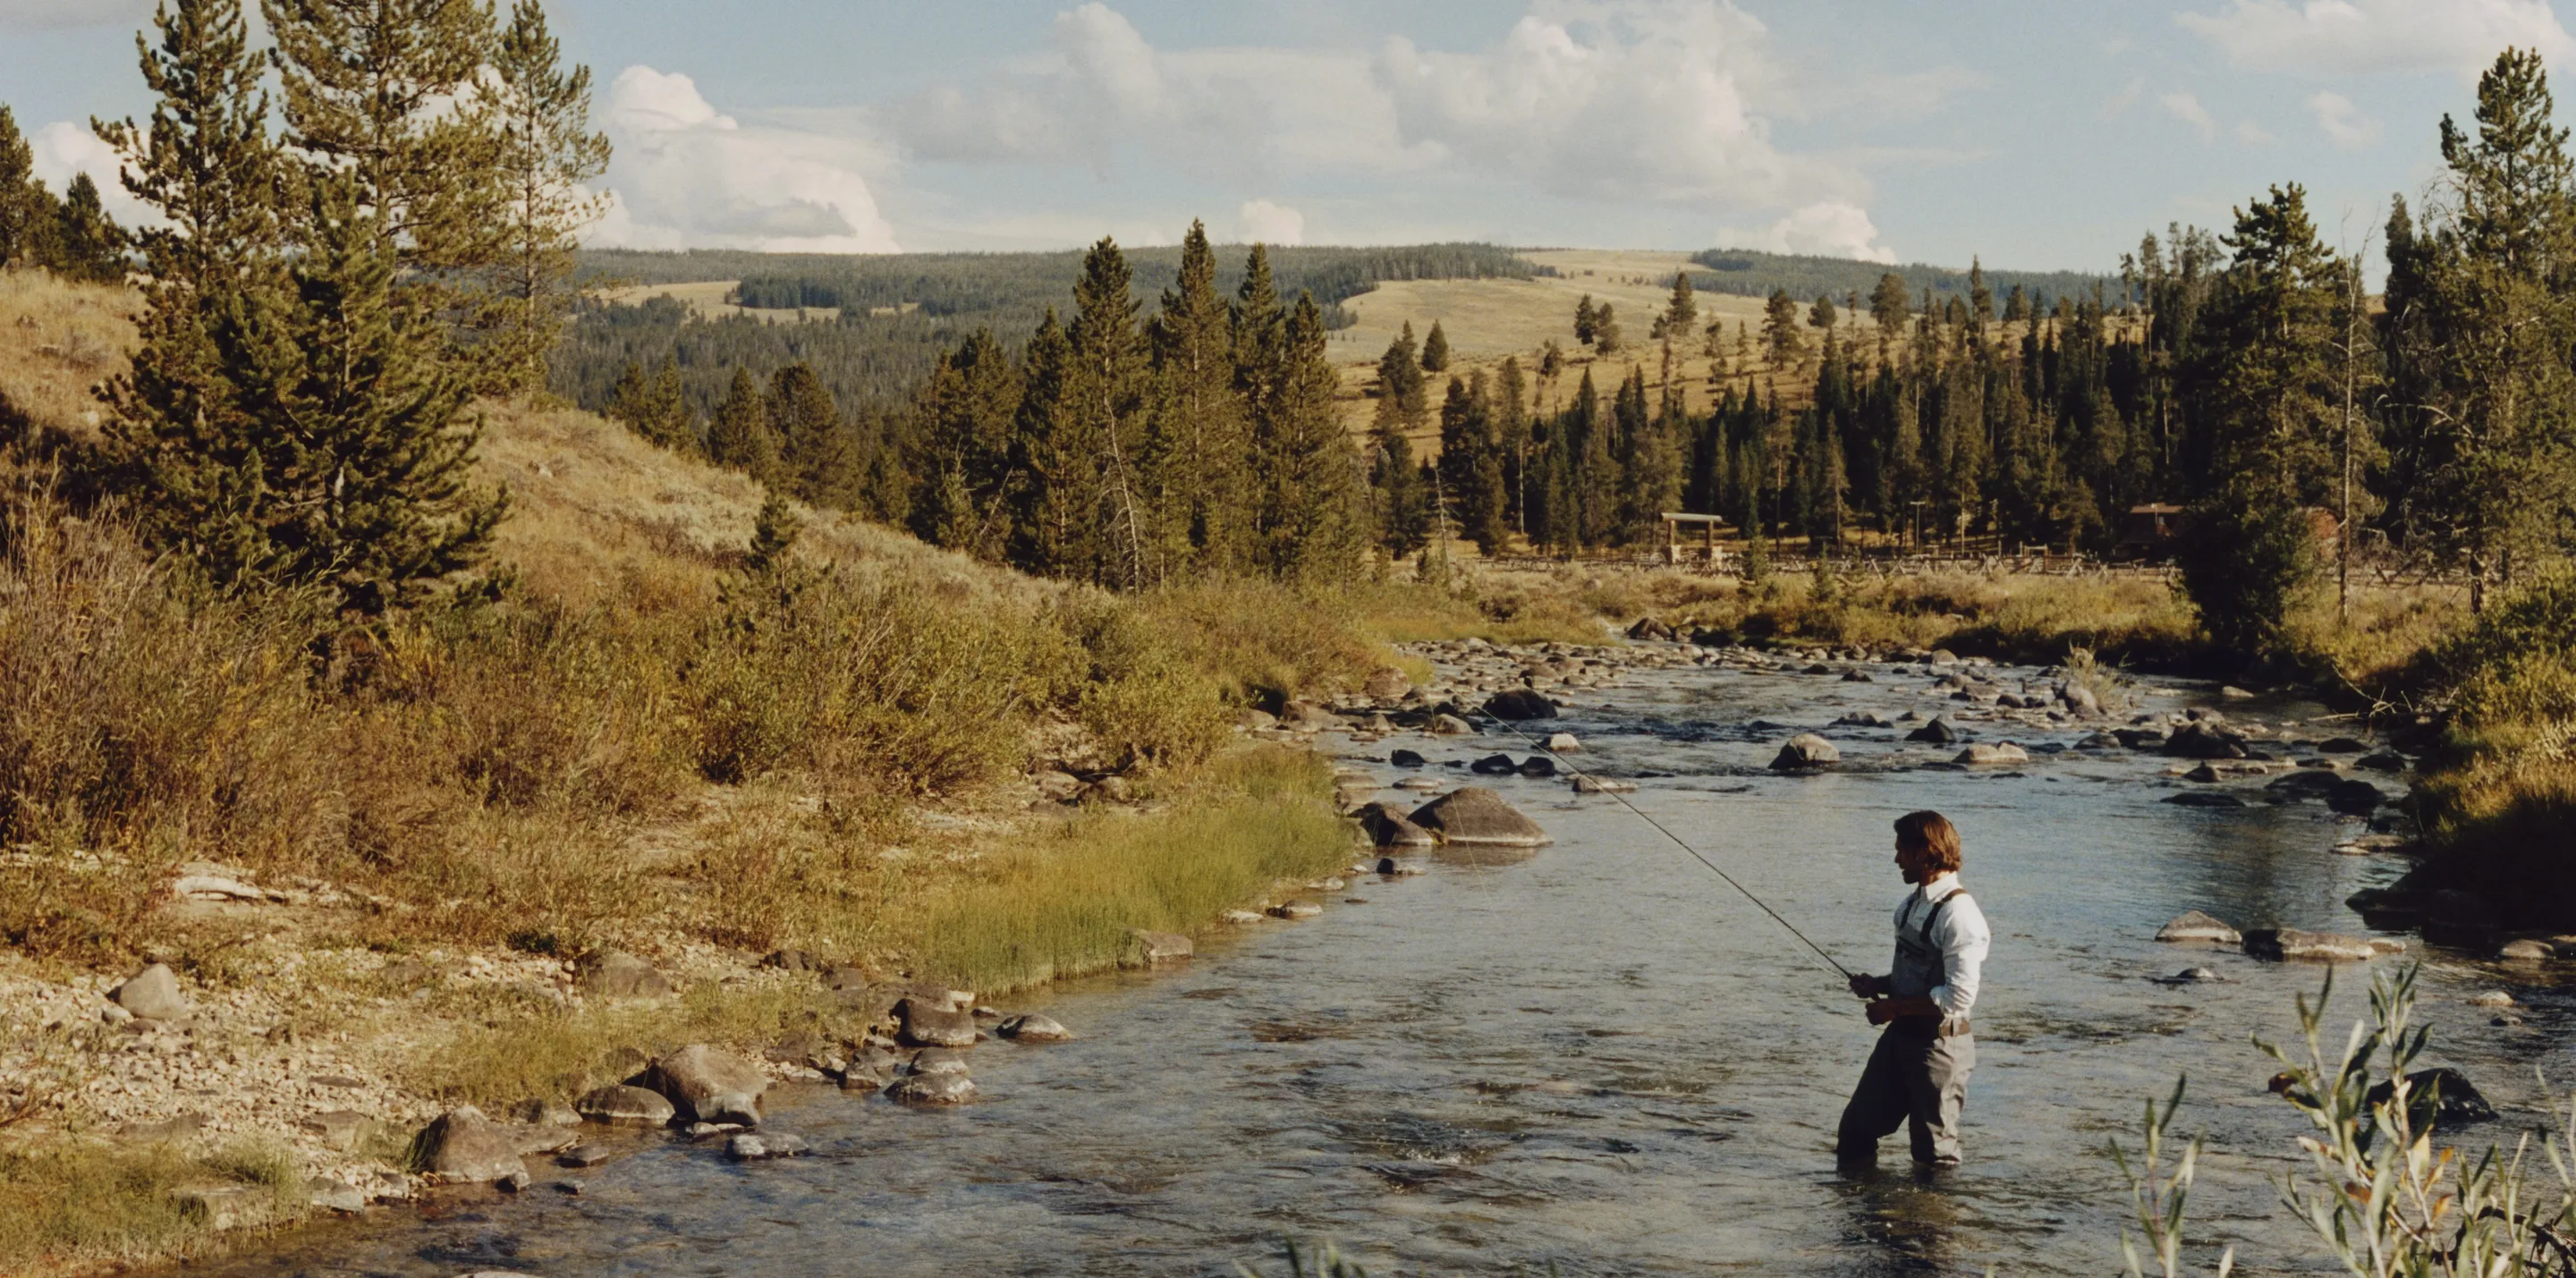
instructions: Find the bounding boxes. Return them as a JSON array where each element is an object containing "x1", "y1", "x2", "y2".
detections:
[{"x1": 196, "y1": 651, "x2": 2567, "y2": 1277}]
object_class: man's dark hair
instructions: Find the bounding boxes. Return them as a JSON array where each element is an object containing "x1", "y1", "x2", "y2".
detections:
[{"x1": 1895, "y1": 810, "x2": 1962, "y2": 874}]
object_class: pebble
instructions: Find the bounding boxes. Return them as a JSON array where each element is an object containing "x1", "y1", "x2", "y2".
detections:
[{"x1": 725, "y1": 1131, "x2": 811, "y2": 1161}]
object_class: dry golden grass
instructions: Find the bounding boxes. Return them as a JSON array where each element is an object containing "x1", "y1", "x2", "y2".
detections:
[
  {"x1": 0, "y1": 269, "x2": 137, "y2": 436},
  {"x1": 590, "y1": 279, "x2": 843, "y2": 325}
]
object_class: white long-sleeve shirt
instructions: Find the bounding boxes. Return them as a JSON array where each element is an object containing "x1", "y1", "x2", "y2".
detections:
[{"x1": 1894, "y1": 872, "x2": 1991, "y2": 1020}]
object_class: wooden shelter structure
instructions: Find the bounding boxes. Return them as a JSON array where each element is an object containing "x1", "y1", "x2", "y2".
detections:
[{"x1": 1659, "y1": 512, "x2": 1729, "y2": 566}]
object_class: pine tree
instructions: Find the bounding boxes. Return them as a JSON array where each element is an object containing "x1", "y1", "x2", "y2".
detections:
[
  {"x1": 910, "y1": 326, "x2": 1021, "y2": 560},
  {"x1": 767, "y1": 362, "x2": 854, "y2": 509},
  {"x1": 707, "y1": 366, "x2": 779, "y2": 480},
  {"x1": 97, "y1": 0, "x2": 293, "y2": 588},
  {"x1": 213, "y1": 172, "x2": 504, "y2": 613},
  {"x1": 1655, "y1": 270, "x2": 1698, "y2": 342},
  {"x1": 1592, "y1": 303, "x2": 1623, "y2": 355},
  {"x1": 606, "y1": 359, "x2": 694, "y2": 452},
  {"x1": 1011, "y1": 309, "x2": 1086, "y2": 576},
  {"x1": 1573, "y1": 294, "x2": 1597, "y2": 346},
  {"x1": 480, "y1": 0, "x2": 610, "y2": 394},
  {"x1": 743, "y1": 487, "x2": 801, "y2": 575},
  {"x1": 266, "y1": 0, "x2": 506, "y2": 371},
  {"x1": 1253, "y1": 294, "x2": 1370, "y2": 580},
  {"x1": 0, "y1": 106, "x2": 56, "y2": 267},
  {"x1": 1809, "y1": 293, "x2": 1838, "y2": 331},
  {"x1": 1146, "y1": 220, "x2": 1248, "y2": 574},
  {"x1": 1419, "y1": 319, "x2": 1451, "y2": 372},
  {"x1": 49, "y1": 174, "x2": 129, "y2": 283},
  {"x1": 1066, "y1": 238, "x2": 1154, "y2": 587},
  {"x1": 1372, "y1": 321, "x2": 1430, "y2": 554},
  {"x1": 1764, "y1": 288, "x2": 1802, "y2": 371}
]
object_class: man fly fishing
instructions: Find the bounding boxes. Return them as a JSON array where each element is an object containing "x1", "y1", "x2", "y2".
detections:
[{"x1": 1837, "y1": 810, "x2": 1990, "y2": 1170}]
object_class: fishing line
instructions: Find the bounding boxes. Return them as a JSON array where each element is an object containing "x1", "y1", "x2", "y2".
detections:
[{"x1": 1465, "y1": 705, "x2": 1855, "y2": 983}]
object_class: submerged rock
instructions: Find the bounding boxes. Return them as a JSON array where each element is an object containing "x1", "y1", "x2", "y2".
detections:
[
  {"x1": 2243, "y1": 927, "x2": 2383, "y2": 962},
  {"x1": 2156, "y1": 911, "x2": 2242, "y2": 945},
  {"x1": 1953, "y1": 741, "x2": 2029, "y2": 766},
  {"x1": 1409, "y1": 786, "x2": 1552, "y2": 846},
  {"x1": 2164, "y1": 791, "x2": 2247, "y2": 808},
  {"x1": 1483, "y1": 690, "x2": 1559, "y2": 721},
  {"x1": 886, "y1": 1072, "x2": 979, "y2": 1105},
  {"x1": 725, "y1": 1132, "x2": 811, "y2": 1161},
  {"x1": 2326, "y1": 779, "x2": 2388, "y2": 814},
  {"x1": 1572, "y1": 775, "x2": 1639, "y2": 794},
  {"x1": 1770, "y1": 734, "x2": 1840, "y2": 770},
  {"x1": 1389, "y1": 749, "x2": 1427, "y2": 768},
  {"x1": 997, "y1": 1014, "x2": 1072, "y2": 1042}
]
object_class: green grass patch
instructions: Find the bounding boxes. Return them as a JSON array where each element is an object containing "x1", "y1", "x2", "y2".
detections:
[
  {"x1": 915, "y1": 747, "x2": 1353, "y2": 994},
  {"x1": 0, "y1": 1138, "x2": 304, "y2": 1276}
]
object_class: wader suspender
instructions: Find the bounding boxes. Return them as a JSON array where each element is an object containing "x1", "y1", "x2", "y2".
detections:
[{"x1": 1900, "y1": 886, "x2": 1968, "y2": 1025}]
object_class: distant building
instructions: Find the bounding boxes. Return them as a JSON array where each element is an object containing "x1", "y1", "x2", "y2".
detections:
[{"x1": 2117, "y1": 504, "x2": 2184, "y2": 559}]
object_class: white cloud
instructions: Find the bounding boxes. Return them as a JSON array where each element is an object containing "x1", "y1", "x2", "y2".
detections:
[
  {"x1": 2307, "y1": 89, "x2": 2384, "y2": 147},
  {"x1": 28, "y1": 122, "x2": 157, "y2": 227},
  {"x1": 592, "y1": 66, "x2": 899, "y2": 253},
  {"x1": 1237, "y1": 199, "x2": 1304, "y2": 246},
  {"x1": 0, "y1": 0, "x2": 151, "y2": 31},
  {"x1": 2235, "y1": 118, "x2": 2276, "y2": 144},
  {"x1": 1716, "y1": 200, "x2": 1896, "y2": 264},
  {"x1": 2179, "y1": 0, "x2": 2576, "y2": 79},
  {"x1": 2160, "y1": 90, "x2": 2217, "y2": 140},
  {"x1": 1372, "y1": 2, "x2": 1842, "y2": 207}
]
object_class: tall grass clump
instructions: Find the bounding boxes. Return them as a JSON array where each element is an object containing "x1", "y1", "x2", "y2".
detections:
[
  {"x1": 2406, "y1": 572, "x2": 2576, "y2": 919},
  {"x1": 913, "y1": 747, "x2": 1348, "y2": 994},
  {"x1": 0, "y1": 1138, "x2": 303, "y2": 1275}
]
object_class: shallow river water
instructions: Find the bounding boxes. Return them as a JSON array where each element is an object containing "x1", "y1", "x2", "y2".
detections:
[{"x1": 202, "y1": 655, "x2": 2576, "y2": 1277}]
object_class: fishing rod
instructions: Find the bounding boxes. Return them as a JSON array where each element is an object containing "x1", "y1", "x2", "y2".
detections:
[{"x1": 1466, "y1": 705, "x2": 1856, "y2": 983}]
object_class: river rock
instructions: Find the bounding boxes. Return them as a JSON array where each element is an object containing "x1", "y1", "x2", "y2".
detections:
[
  {"x1": 895, "y1": 998, "x2": 980, "y2": 1049},
  {"x1": 2115, "y1": 728, "x2": 2167, "y2": 749},
  {"x1": 1409, "y1": 786, "x2": 1551, "y2": 846},
  {"x1": 1428, "y1": 715, "x2": 1475, "y2": 736},
  {"x1": 1377, "y1": 857, "x2": 1428, "y2": 876},
  {"x1": 1771, "y1": 734, "x2": 1840, "y2": 770},
  {"x1": 647, "y1": 1045, "x2": 769, "y2": 1124},
  {"x1": 1835, "y1": 712, "x2": 1894, "y2": 728},
  {"x1": 726, "y1": 1131, "x2": 810, "y2": 1161},
  {"x1": 1544, "y1": 732, "x2": 1582, "y2": 752},
  {"x1": 111, "y1": 963, "x2": 187, "y2": 1021},
  {"x1": 2164, "y1": 722, "x2": 2248, "y2": 760},
  {"x1": 886, "y1": 1072, "x2": 979, "y2": 1105},
  {"x1": 1626, "y1": 616, "x2": 1674, "y2": 641},
  {"x1": 2154, "y1": 967, "x2": 2222, "y2": 984},
  {"x1": 1470, "y1": 753, "x2": 1519, "y2": 775},
  {"x1": 2243, "y1": 927, "x2": 2380, "y2": 962},
  {"x1": 305, "y1": 1175, "x2": 368, "y2": 1214},
  {"x1": 575, "y1": 1084, "x2": 675, "y2": 1128},
  {"x1": 2059, "y1": 682, "x2": 2101, "y2": 715},
  {"x1": 1954, "y1": 742, "x2": 2029, "y2": 766},
  {"x1": 1390, "y1": 749, "x2": 1427, "y2": 768},
  {"x1": 2326, "y1": 780, "x2": 2388, "y2": 814},
  {"x1": 575, "y1": 950, "x2": 674, "y2": 999},
  {"x1": 2366, "y1": 1068, "x2": 2496, "y2": 1126},
  {"x1": 1356, "y1": 800, "x2": 1437, "y2": 848},
  {"x1": 1221, "y1": 909, "x2": 1266, "y2": 924},
  {"x1": 2467, "y1": 989, "x2": 2515, "y2": 1007},
  {"x1": 2157, "y1": 910, "x2": 2242, "y2": 944},
  {"x1": 1518, "y1": 757, "x2": 1556, "y2": 778},
  {"x1": 1483, "y1": 690, "x2": 1559, "y2": 721},
  {"x1": 2266, "y1": 769, "x2": 2344, "y2": 798},
  {"x1": 1131, "y1": 929, "x2": 1194, "y2": 962},
  {"x1": 998, "y1": 1013, "x2": 1072, "y2": 1042},
  {"x1": 1572, "y1": 775, "x2": 1639, "y2": 794},
  {"x1": 2164, "y1": 791, "x2": 2247, "y2": 808},
  {"x1": 1905, "y1": 718, "x2": 1959, "y2": 745},
  {"x1": 2500, "y1": 938, "x2": 2555, "y2": 962},
  {"x1": 1364, "y1": 667, "x2": 1412, "y2": 699},
  {"x1": 412, "y1": 1107, "x2": 527, "y2": 1183},
  {"x1": 1269, "y1": 901, "x2": 1323, "y2": 919},
  {"x1": 298, "y1": 1110, "x2": 375, "y2": 1151},
  {"x1": 2317, "y1": 736, "x2": 2369, "y2": 753}
]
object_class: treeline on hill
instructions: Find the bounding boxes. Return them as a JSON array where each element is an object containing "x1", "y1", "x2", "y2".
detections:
[
  {"x1": 0, "y1": 107, "x2": 129, "y2": 284},
  {"x1": 600, "y1": 221, "x2": 1376, "y2": 588},
  {"x1": 554, "y1": 242, "x2": 1533, "y2": 422},
  {"x1": 1685, "y1": 245, "x2": 2109, "y2": 314}
]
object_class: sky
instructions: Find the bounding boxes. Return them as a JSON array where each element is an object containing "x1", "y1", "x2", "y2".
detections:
[{"x1": 4, "y1": 0, "x2": 2572, "y2": 273}]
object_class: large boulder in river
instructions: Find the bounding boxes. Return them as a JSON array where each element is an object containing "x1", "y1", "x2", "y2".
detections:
[
  {"x1": 1409, "y1": 787, "x2": 1551, "y2": 847},
  {"x1": 647, "y1": 1045, "x2": 769, "y2": 1125},
  {"x1": 1954, "y1": 742, "x2": 2029, "y2": 766},
  {"x1": 410, "y1": 1107, "x2": 527, "y2": 1183},
  {"x1": 2326, "y1": 779, "x2": 2388, "y2": 814},
  {"x1": 2365, "y1": 1067, "x2": 2497, "y2": 1128},
  {"x1": 896, "y1": 997, "x2": 980, "y2": 1049},
  {"x1": 1482, "y1": 690, "x2": 1559, "y2": 721},
  {"x1": 2242, "y1": 927, "x2": 2384, "y2": 962},
  {"x1": 2156, "y1": 910, "x2": 2241, "y2": 944},
  {"x1": 2164, "y1": 722, "x2": 2248, "y2": 760},
  {"x1": 1771, "y1": 734, "x2": 1840, "y2": 770},
  {"x1": 1905, "y1": 718, "x2": 1959, "y2": 745},
  {"x1": 1355, "y1": 801, "x2": 1437, "y2": 848},
  {"x1": 1428, "y1": 715, "x2": 1476, "y2": 736},
  {"x1": 1470, "y1": 753, "x2": 1519, "y2": 775}
]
